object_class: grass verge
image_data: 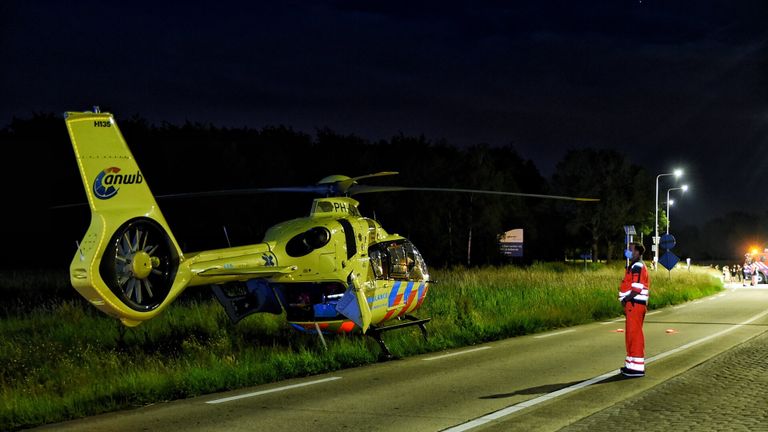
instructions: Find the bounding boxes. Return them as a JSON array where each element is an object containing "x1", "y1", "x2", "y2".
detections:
[{"x1": 0, "y1": 263, "x2": 721, "y2": 430}]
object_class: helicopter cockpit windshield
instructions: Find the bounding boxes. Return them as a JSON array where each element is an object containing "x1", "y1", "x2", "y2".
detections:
[{"x1": 369, "y1": 240, "x2": 428, "y2": 281}]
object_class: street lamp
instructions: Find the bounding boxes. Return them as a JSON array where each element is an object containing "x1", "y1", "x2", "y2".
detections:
[
  {"x1": 655, "y1": 169, "x2": 683, "y2": 268},
  {"x1": 666, "y1": 185, "x2": 688, "y2": 234}
]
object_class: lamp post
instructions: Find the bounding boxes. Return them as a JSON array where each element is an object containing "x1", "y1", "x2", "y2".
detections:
[
  {"x1": 666, "y1": 199, "x2": 674, "y2": 234},
  {"x1": 655, "y1": 169, "x2": 683, "y2": 268},
  {"x1": 666, "y1": 185, "x2": 688, "y2": 234}
]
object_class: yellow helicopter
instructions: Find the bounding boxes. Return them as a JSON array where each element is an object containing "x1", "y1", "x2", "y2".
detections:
[{"x1": 64, "y1": 109, "x2": 597, "y2": 356}]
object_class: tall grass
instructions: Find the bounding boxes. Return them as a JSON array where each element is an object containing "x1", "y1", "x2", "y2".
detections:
[{"x1": 0, "y1": 264, "x2": 721, "y2": 430}]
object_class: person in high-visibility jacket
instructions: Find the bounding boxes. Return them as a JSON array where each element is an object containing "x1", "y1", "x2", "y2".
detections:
[{"x1": 618, "y1": 242, "x2": 649, "y2": 377}]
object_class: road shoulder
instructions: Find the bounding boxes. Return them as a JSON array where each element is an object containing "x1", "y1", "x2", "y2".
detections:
[
  {"x1": 560, "y1": 329, "x2": 768, "y2": 432},
  {"x1": 471, "y1": 289, "x2": 768, "y2": 432}
]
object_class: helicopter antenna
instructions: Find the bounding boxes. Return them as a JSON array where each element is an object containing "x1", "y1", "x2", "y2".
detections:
[
  {"x1": 223, "y1": 226, "x2": 232, "y2": 247},
  {"x1": 75, "y1": 240, "x2": 85, "y2": 262}
]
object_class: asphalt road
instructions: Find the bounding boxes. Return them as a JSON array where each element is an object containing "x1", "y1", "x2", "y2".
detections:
[{"x1": 36, "y1": 282, "x2": 768, "y2": 432}]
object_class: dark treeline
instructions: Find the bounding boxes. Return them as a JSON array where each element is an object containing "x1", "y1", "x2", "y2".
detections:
[
  {"x1": 675, "y1": 212, "x2": 768, "y2": 262},
  {"x1": 1, "y1": 112, "x2": 707, "y2": 271}
]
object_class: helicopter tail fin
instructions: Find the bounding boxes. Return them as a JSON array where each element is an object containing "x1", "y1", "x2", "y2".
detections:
[{"x1": 65, "y1": 110, "x2": 186, "y2": 326}]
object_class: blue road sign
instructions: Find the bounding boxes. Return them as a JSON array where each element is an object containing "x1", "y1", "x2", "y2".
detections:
[
  {"x1": 659, "y1": 251, "x2": 680, "y2": 271},
  {"x1": 660, "y1": 234, "x2": 676, "y2": 250},
  {"x1": 579, "y1": 253, "x2": 592, "y2": 260}
]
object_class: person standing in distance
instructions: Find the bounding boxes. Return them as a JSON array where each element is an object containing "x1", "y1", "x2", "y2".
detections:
[{"x1": 618, "y1": 242, "x2": 650, "y2": 377}]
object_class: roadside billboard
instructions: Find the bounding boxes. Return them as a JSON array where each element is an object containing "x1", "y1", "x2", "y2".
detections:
[{"x1": 499, "y1": 229, "x2": 524, "y2": 258}]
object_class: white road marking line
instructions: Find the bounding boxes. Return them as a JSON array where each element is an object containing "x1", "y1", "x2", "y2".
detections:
[
  {"x1": 423, "y1": 346, "x2": 491, "y2": 361},
  {"x1": 600, "y1": 317, "x2": 625, "y2": 325},
  {"x1": 717, "y1": 294, "x2": 726, "y2": 298},
  {"x1": 673, "y1": 304, "x2": 689, "y2": 309},
  {"x1": 206, "y1": 377, "x2": 342, "y2": 404},
  {"x1": 442, "y1": 309, "x2": 768, "y2": 432},
  {"x1": 646, "y1": 311, "x2": 661, "y2": 316},
  {"x1": 533, "y1": 329, "x2": 575, "y2": 339},
  {"x1": 708, "y1": 297, "x2": 717, "y2": 301}
]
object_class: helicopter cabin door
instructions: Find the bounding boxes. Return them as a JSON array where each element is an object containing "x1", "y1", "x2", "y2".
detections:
[{"x1": 335, "y1": 272, "x2": 373, "y2": 332}]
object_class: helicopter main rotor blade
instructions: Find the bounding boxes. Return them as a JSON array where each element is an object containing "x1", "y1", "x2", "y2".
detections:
[
  {"x1": 49, "y1": 202, "x2": 88, "y2": 209},
  {"x1": 48, "y1": 186, "x2": 331, "y2": 209},
  {"x1": 154, "y1": 186, "x2": 332, "y2": 200},
  {"x1": 349, "y1": 171, "x2": 399, "y2": 182},
  {"x1": 328, "y1": 171, "x2": 400, "y2": 194},
  {"x1": 347, "y1": 185, "x2": 599, "y2": 202},
  {"x1": 49, "y1": 178, "x2": 598, "y2": 209}
]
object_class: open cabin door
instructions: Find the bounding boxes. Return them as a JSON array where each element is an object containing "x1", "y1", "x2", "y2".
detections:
[
  {"x1": 212, "y1": 279, "x2": 284, "y2": 324},
  {"x1": 335, "y1": 273, "x2": 372, "y2": 333}
]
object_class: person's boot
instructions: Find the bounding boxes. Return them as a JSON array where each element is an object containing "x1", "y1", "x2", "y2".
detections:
[{"x1": 620, "y1": 367, "x2": 645, "y2": 377}]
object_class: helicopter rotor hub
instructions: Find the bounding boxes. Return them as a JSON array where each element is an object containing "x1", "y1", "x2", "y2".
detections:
[{"x1": 129, "y1": 250, "x2": 154, "y2": 279}]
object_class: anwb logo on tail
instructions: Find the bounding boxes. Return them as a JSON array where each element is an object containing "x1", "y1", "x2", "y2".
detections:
[{"x1": 93, "y1": 167, "x2": 144, "y2": 200}]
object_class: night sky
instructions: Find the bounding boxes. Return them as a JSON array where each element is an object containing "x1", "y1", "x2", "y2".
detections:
[{"x1": 2, "y1": 0, "x2": 767, "y2": 225}]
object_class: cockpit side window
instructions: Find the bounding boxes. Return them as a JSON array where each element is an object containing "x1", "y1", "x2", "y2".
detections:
[
  {"x1": 369, "y1": 248, "x2": 388, "y2": 279},
  {"x1": 409, "y1": 244, "x2": 428, "y2": 281}
]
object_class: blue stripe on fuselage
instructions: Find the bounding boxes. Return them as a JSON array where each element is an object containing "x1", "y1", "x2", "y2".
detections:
[
  {"x1": 417, "y1": 282, "x2": 425, "y2": 302},
  {"x1": 402, "y1": 281, "x2": 415, "y2": 306},
  {"x1": 388, "y1": 281, "x2": 402, "y2": 306}
]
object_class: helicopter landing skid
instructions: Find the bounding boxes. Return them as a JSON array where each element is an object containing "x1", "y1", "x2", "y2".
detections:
[{"x1": 367, "y1": 315, "x2": 431, "y2": 360}]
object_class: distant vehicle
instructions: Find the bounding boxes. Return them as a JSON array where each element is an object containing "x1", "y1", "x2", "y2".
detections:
[{"x1": 745, "y1": 248, "x2": 768, "y2": 284}]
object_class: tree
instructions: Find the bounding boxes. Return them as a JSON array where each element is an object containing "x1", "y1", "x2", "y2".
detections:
[{"x1": 552, "y1": 149, "x2": 654, "y2": 262}]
